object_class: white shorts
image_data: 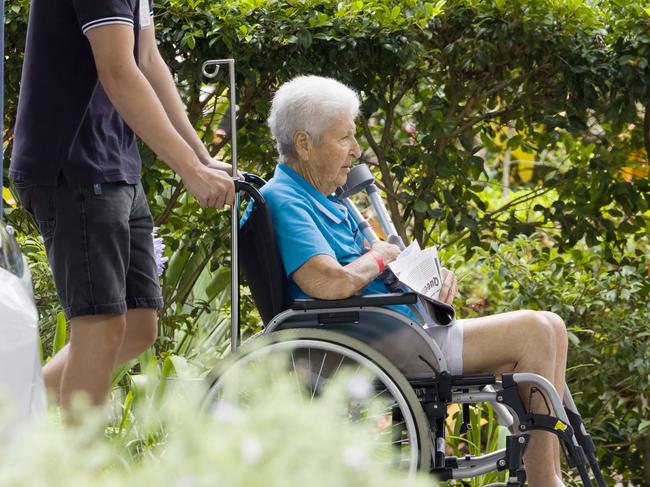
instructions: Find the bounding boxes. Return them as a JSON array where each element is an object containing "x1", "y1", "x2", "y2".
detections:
[{"x1": 423, "y1": 320, "x2": 465, "y2": 375}]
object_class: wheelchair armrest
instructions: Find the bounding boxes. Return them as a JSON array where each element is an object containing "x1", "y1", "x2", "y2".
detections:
[{"x1": 291, "y1": 292, "x2": 417, "y2": 311}]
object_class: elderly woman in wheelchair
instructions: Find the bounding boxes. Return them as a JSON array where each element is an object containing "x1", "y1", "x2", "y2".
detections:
[{"x1": 221, "y1": 76, "x2": 604, "y2": 487}]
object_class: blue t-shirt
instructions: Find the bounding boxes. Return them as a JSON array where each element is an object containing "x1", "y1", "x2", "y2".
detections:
[{"x1": 245, "y1": 163, "x2": 418, "y2": 322}]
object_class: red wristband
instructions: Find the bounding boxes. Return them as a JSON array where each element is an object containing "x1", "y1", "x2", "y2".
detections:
[{"x1": 369, "y1": 250, "x2": 385, "y2": 273}]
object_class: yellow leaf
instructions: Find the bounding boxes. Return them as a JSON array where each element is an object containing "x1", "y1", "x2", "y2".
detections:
[
  {"x1": 2, "y1": 187, "x2": 16, "y2": 207},
  {"x1": 513, "y1": 159, "x2": 535, "y2": 183},
  {"x1": 511, "y1": 148, "x2": 534, "y2": 163}
]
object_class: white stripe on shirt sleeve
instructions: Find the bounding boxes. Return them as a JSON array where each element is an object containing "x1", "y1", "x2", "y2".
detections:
[{"x1": 82, "y1": 16, "x2": 134, "y2": 35}]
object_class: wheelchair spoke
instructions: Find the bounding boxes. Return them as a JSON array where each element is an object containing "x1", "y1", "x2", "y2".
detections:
[
  {"x1": 332, "y1": 355, "x2": 345, "y2": 378},
  {"x1": 369, "y1": 388, "x2": 388, "y2": 401},
  {"x1": 368, "y1": 415, "x2": 405, "y2": 433},
  {"x1": 290, "y1": 352, "x2": 304, "y2": 401},
  {"x1": 311, "y1": 351, "x2": 328, "y2": 402},
  {"x1": 391, "y1": 439, "x2": 410, "y2": 445}
]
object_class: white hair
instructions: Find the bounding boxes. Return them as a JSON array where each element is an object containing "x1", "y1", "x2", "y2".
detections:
[{"x1": 268, "y1": 75, "x2": 360, "y2": 161}]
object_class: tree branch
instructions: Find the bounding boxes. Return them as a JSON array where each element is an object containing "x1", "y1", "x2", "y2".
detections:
[
  {"x1": 438, "y1": 183, "x2": 559, "y2": 250},
  {"x1": 154, "y1": 181, "x2": 185, "y2": 227},
  {"x1": 455, "y1": 106, "x2": 518, "y2": 136},
  {"x1": 643, "y1": 105, "x2": 650, "y2": 162},
  {"x1": 359, "y1": 113, "x2": 407, "y2": 240}
]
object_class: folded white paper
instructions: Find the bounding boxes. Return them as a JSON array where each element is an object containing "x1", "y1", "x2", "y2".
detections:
[{"x1": 389, "y1": 244, "x2": 443, "y2": 301}]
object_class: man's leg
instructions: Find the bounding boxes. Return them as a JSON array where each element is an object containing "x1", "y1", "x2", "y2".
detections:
[
  {"x1": 60, "y1": 314, "x2": 126, "y2": 410},
  {"x1": 461, "y1": 310, "x2": 567, "y2": 487},
  {"x1": 43, "y1": 309, "x2": 158, "y2": 404},
  {"x1": 39, "y1": 180, "x2": 162, "y2": 408}
]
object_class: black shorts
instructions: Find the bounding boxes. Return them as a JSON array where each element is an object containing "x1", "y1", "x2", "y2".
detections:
[{"x1": 14, "y1": 179, "x2": 164, "y2": 319}]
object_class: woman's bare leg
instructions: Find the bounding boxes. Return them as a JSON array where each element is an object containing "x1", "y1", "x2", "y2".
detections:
[
  {"x1": 460, "y1": 310, "x2": 568, "y2": 487},
  {"x1": 540, "y1": 311, "x2": 569, "y2": 478}
]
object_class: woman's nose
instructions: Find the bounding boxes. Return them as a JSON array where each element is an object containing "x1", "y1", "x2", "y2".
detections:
[{"x1": 351, "y1": 137, "x2": 362, "y2": 158}]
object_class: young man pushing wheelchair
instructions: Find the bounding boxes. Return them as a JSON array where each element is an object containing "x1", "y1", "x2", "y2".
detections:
[{"x1": 10, "y1": 0, "x2": 236, "y2": 416}]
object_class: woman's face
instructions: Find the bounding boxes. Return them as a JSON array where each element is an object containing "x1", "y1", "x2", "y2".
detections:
[{"x1": 305, "y1": 116, "x2": 362, "y2": 195}]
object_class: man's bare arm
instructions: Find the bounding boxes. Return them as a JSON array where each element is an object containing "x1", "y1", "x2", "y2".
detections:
[
  {"x1": 85, "y1": 24, "x2": 234, "y2": 207},
  {"x1": 137, "y1": 23, "x2": 223, "y2": 169}
]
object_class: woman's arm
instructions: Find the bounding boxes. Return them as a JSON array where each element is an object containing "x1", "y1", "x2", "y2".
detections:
[{"x1": 292, "y1": 241, "x2": 400, "y2": 300}]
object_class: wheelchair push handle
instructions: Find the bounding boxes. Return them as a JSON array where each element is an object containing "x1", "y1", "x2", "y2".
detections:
[
  {"x1": 240, "y1": 172, "x2": 267, "y2": 188},
  {"x1": 234, "y1": 175, "x2": 266, "y2": 205}
]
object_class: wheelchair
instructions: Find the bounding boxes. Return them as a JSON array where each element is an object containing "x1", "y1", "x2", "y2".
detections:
[
  {"x1": 202, "y1": 169, "x2": 606, "y2": 486},
  {"x1": 199, "y1": 59, "x2": 605, "y2": 486}
]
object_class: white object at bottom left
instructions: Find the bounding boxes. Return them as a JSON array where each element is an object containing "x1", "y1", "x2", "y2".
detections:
[{"x1": 0, "y1": 261, "x2": 46, "y2": 441}]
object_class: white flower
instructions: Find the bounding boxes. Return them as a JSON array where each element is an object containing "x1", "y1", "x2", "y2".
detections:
[
  {"x1": 341, "y1": 445, "x2": 370, "y2": 470},
  {"x1": 346, "y1": 374, "x2": 373, "y2": 401},
  {"x1": 240, "y1": 436, "x2": 263, "y2": 464},
  {"x1": 211, "y1": 399, "x2": 243, "y2": 423},
  {"x1": 175, "y1": 475, "x2": 196, "y2": 487}
]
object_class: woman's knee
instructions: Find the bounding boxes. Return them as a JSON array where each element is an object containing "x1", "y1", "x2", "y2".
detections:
[
  {"x1": 517, "y1": 311, "x2": 557, "y2": 353},
  {"x1": 539, "y1": 311, "x2": 568, "y2": 350}
]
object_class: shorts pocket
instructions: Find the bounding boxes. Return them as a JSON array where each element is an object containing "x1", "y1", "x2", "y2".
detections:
[
  {"x1": 37, "y1": 219, "x2": 56, "y2": 242},
  {"x1": 24, "y1": 186, "x2": 57, "y2": 242},
  {"x1": 14, "y1": 184, "x2": 35, "y2": 217}
]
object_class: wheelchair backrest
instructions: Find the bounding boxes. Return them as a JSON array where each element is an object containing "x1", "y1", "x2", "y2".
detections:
[{"x1": 239, "y1": 186, "x2": 292, "y2": 325}]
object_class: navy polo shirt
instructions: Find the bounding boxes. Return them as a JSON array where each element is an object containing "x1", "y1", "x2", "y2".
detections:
[
  {"x1": 10, "y1": 0, "x2": 154, "y2": 186},
  {"x1": 250, "y1": 163, "x2": 418, "y2": 322}
]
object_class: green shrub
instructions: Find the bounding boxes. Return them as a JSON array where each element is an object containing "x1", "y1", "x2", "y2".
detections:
[{"x1": 450, "y1": 235, "x2": 650, "y2": 484}]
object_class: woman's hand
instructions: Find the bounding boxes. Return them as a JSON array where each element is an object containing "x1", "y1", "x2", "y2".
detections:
[
  {"x1": 370, "y1": 240, "x2": 401, "y2": 266},
  {"x1": 439, "y1": 267, "x2": 458, "y2": 305}
]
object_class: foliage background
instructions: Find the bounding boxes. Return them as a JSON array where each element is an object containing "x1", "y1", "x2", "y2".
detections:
[{"x1": 2, "y1": 0, "x2": 649, "y2": 484}]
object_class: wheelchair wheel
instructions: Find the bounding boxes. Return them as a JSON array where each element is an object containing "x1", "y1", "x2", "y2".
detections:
[{"x1": 205, "y1": 328, "x2": 432, "y2": 476}]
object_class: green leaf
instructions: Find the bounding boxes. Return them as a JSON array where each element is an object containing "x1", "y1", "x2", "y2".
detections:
[
  {"x1": 53, "y1": 312, "x2": 67, "y2": 354},
  {"x1": 414, "y1": 200, "x2": 428, "y2": 213},
  {"x1": 205, "y1": 267, "x2": 230, "y2": 302}
]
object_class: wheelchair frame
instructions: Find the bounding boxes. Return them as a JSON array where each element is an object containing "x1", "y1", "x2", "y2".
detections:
[{"x1": 203, "y1": 58, "x2": 606, "y2": 486}]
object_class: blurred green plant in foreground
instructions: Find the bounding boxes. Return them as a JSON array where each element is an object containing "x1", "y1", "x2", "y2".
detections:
[{"x1": 0, "y1": 364, "x2": 435, "y2": 487}]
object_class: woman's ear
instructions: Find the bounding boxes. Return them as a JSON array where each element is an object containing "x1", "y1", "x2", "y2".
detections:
[{"x1": 293, "y1": 130, "x2": 311, "y2": 161}]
